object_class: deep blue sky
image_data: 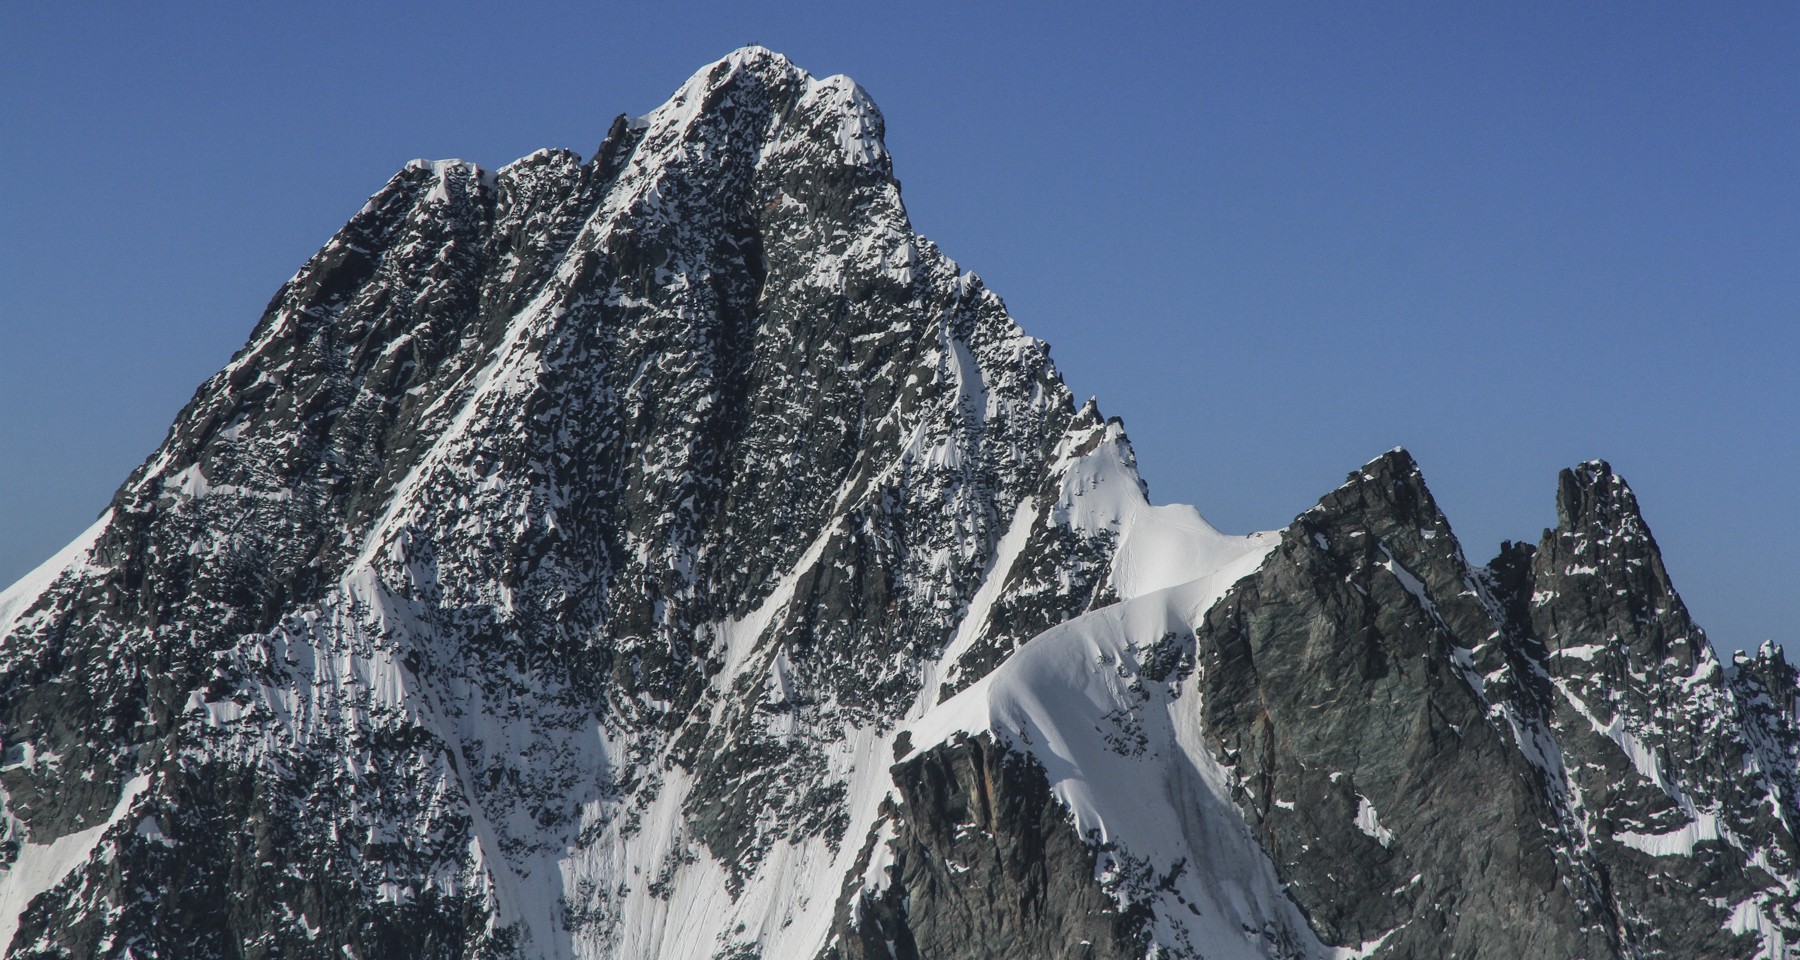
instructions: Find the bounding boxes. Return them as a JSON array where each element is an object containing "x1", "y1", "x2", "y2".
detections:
[{"x1": 4, "y1": 4, "x2": 1795, "y2": 650}]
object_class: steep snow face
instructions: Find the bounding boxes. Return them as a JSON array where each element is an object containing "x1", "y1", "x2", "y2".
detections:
[
  {"x1": 898, "y1": 539, "x2": 1315, "y2": 959},
  {"x1": 0, "y1": 511, "x2": 109, "y2": 639},
  {"x1": 0, "y1": 776, "x2": 148, "y2": 955}
]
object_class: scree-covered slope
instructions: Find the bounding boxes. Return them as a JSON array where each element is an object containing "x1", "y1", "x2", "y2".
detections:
[{"x1": 3, "y1": 48, "x2": 1796, "y2": 960}]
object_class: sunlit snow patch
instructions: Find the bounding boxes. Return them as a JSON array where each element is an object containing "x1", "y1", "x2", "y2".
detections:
[
  {"x1": 0, "y1": 510, "x2": 110, "y2": 639},
  {"x1": 900, "y1": 528, "x2": 1339, "y2": 958}
]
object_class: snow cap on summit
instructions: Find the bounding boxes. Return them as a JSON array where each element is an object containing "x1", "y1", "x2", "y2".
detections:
[{"x1": 630, "y1": 46, "x2": 891, "y2": 171}]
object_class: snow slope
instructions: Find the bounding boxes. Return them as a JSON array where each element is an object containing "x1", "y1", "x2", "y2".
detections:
[
  {"x1": 898, "y1": 533, "x2": 1328, "y2": 959},
  {"x1": 0, "y1": 511, "x2": 108, "y2": 639},
  {"x1": 543, "y1": 410, "x2": 1290, "y2": 959},
  {"x1": 0, "y1": 776, "x2": 147, "y2": 954}
]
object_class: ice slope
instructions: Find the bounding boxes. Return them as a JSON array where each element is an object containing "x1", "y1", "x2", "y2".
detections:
[{"x1": 898, "y1": 533, "x2": 1332, "y2": 959}]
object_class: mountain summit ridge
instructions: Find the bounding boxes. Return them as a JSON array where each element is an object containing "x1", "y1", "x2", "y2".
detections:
[{"x1": 3, "y1": 49, "x2": 1795, "y2": 960}]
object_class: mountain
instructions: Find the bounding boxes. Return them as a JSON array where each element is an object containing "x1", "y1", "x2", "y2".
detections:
[{"x1": 2, "y1": 47, "x2": 1795, "y2": 960}]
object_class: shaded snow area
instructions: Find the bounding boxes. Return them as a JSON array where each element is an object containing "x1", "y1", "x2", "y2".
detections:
[{"x1": 0, "y1": 776, "x2": 148, "y2": 953}]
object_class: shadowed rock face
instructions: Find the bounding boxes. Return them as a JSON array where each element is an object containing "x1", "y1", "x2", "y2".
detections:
[
  {"x1": 2, "y1": 49, "x2": 1796, "y2": 960},
  {"x1": 1188, "y1": 451, "x2": 1608, "y2": 958},
  {"x1": 1177, "y1": 453, "x2": 1800, "y2": 959},
  {"x1": 833, "y1": 736, "x2": 1148, "y2": 960}
]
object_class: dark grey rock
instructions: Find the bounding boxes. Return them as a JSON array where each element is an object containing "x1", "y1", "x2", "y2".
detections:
[{"x1": 834, "y1": 735, "x2": 1147, "y2": 960}]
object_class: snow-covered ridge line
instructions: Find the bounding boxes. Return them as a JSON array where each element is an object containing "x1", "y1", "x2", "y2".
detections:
[
  {"x1": 0, "y1": 510, "x2": 110, "y2": 639},
  {"x1": 1053, "y1": 416, "x2": 1276, "y2": 602},
  {"x1": 894, "y1": 522, "x2": 1304, "y2": 958}
]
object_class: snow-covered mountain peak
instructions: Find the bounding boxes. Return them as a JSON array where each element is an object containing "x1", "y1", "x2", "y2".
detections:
[
  {"x1": 1046, "y1": 410, "x2": 1276, "y2": 601},
  {"x1": 3, "y1": 48, "x2": 1796, "y2": 960}
]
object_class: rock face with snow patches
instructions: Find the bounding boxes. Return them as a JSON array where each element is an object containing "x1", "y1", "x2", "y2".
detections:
[{"x1": 1, "y1": 48, "x2": 1795, "y2": 960}]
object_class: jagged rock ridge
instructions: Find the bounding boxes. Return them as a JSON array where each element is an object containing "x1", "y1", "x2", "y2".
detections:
[{"x1": 2, "y1": 48, "x2": 1795, "y2": 960}]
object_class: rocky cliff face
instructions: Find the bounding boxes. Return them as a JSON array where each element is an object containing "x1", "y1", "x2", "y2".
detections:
[{"x1": 2, "y1": 48, "x2": 1795, "y2": 960}]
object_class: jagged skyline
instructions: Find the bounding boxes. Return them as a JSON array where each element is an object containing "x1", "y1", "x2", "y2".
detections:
[
  {"x1": 3, "y1": 42, "x2": 1796, "y2": 959},
  {"x1": 4, "y1": 5, "x2": 1795, "y2": 650}
]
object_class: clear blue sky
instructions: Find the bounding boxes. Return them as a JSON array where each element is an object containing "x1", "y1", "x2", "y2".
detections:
[{"x1": 4, "y1": 3, "x2": 1795, "y2": 650}]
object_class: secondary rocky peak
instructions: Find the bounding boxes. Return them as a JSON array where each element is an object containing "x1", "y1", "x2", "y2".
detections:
[
  {"x1": 1541, "y1": 458, "x2": 1685, "y2": 621},
  {"x1": 1734, "y1": 641, "x2": 1800, "y2": 721},
  {"x1": 1315, "y1": 447, "x2": 1428, "y2": 511},
  {"x1": 1553, "y1": 458, "x2": 1646, "y2": 536},
  {"x1": 1298, "y1": 448, "x2": 1461, "y2": 572},
  {"x1": 1532, "y1": 459, "x2": 1700, "y2": 670}
]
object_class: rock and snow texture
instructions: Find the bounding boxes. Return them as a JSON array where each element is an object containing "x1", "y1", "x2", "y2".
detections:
[
  {"x1": 865, "y1": 529, "x2": 1331, "y2": 960},
  {"x1": 831, "y1": 450, "x2": 1800, "y2": 960},
  {"x1": 2, "y1": 46, "x2": 1799, "y2": 960}
]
